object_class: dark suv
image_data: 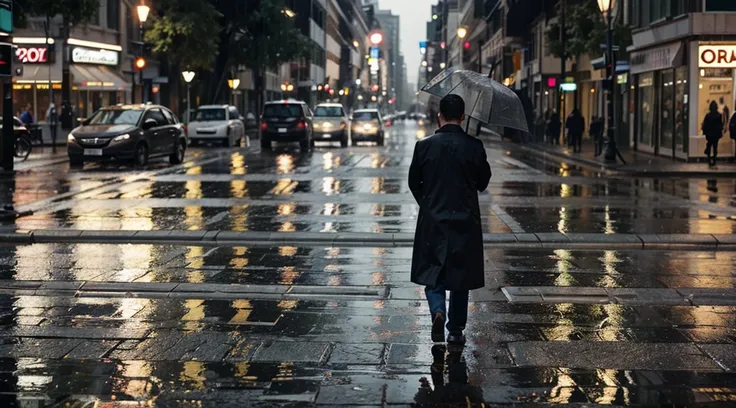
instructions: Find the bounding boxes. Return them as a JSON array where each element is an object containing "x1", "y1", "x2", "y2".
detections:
[
  {"x1": 67, "y1": 104, "x2": 187, "y2": 166},
  {"x1": 260, "y1": 100, "x2": 313, "y2": 151}
]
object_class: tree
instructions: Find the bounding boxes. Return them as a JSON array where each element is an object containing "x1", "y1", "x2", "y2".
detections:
[
  {"x1": 208, "y1": 0, "x2": 314, "y2": 108},
  {"x1": 546, "y1": 0, "x2": 631, "y2": 61},
  {"x1": 145, "y1": 0, "x2": 221, "y2": 71}
]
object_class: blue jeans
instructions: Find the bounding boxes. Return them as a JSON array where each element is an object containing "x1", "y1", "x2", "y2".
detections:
[{"x1": 425, "y1": 283, "x2": 469, "y2": 334}]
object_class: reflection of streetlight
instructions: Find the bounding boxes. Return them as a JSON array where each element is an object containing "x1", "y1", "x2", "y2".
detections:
[
  {"x1": 282, "y1": 8, "x2": 296, "y2": 18},
  {"x1": 182, "y1": 71, "x2": 195, "y2": 124}
]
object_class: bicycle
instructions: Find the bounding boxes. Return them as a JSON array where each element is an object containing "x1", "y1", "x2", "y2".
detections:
[{"x1": 14, "y1": 133, "x2": 32, "y2": 161}]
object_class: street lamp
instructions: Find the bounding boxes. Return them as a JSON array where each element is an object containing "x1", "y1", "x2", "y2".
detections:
[
  {"x1": 228, "y1": 78, "x2": 240, "y2": 107},
  {"x1": 182, "y1": 71, "x2": 195, "y2": 124},
  {"x1": 597, "y1": 0, "x2": 621, "y2": 162},
  {"x1": 456, "y1": 26, "x2": 468, "y2": 70},
  {"x1": 282, "y1": 8, "x2": 296, "y2": 18},
  {"x1": 137, "y1": 2, "x2": 150, "y2": 102},
  {"x1": 353, "y1": 40, "x2": 359, "y2": 48}
]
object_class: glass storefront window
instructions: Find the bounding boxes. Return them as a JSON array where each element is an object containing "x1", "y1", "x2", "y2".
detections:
[
  {"x1": 637, "y1": 73, "x2": 655, "y2": 148},
  {"x1": 659, "y1": 70, "x2": 674, "y2": 152},
  {"x1": 674, "y1": 67, "x2": 688, "y2": 155},
  {"x1": 698, "y1": 68, "x2": 733, "y2": 137}
]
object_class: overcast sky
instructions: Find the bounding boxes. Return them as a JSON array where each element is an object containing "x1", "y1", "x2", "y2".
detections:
[{"x1": 378, "y1": 0, "x2": 434, "y2": 85}]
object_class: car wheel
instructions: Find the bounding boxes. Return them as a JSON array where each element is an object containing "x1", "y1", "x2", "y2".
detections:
[
  {"x1": 170, "y1": 140, "x2": 186, "y2": 164},
  {"x1": 260, "y1": 139, "x2": 271, "y2": 150},
  {"x1": 134, "y1": 143, "x2": 149, "y2": 166},
  {"x1": 69, "y1": 157, "x2": 83, "y2": 167}
]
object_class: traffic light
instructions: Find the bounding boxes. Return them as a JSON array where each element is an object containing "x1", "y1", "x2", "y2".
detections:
[
  {"x1": 463, "y1": 41, "x2": 471, "y2": 50},
  {"x1": 135, "y1": 57, "x2": 146, "y2": 70}
]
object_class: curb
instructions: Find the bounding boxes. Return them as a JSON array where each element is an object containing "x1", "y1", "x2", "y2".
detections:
[
  {"x1": 481, "y1": 133, "x2": 736, "y2": 177},
  {"x1": 0, "y1": 229, "x2": 734, "y2": 250}
]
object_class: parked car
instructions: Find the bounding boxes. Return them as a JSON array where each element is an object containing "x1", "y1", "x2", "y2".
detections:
[
  {"x1": 187, "y1": 105, "x2": 246, "y2": 147},
  {"x1": 312, "y1": 103, "x2": 349, "y2": 147},
  {"x1": 67, "y1": 104, "x2": 187, "y2": 166},
  {"x1": 351, "y1": 109, "x2": 385, "y2": 146},
  {"x1": 260, "y1": 100, "x2": 313, "y2": 151}
]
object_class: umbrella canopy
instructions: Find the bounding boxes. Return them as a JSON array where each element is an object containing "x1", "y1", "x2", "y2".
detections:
[{"x1": 421, "y1": 68, "x2": 529, "y2": 133}]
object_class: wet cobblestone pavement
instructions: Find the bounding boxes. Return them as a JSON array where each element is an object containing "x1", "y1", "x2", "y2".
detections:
[{"x1": 0, "y1": 122, "x2": 735, "y2": 406}]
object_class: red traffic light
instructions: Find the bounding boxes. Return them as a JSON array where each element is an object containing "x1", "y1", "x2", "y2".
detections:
[
  {"x1": 463, "y1": 41, "x2": 470, "y2": 50},
  {"x1": 135, "y1": 57, "x2": 146, "y2": 70}
]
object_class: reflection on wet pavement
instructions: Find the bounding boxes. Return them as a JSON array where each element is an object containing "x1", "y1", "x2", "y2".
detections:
[{"x1": 0, "y1": 243, "x2": 736, "y2": 404}]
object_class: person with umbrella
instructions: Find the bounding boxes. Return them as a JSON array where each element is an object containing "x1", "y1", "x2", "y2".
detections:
[{"x1": 408, "y1": 94, "x2": 492, "y2": 345}]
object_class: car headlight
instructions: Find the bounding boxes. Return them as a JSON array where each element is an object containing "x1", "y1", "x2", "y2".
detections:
[
  {"x1": 322, "y1": 122, "x2": 333, "y2": 129},
  {"x1": 113, "y1": 133, "x2": 130, "y2": 142}
]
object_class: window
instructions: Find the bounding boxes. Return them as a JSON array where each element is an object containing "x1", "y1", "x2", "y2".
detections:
[
  {"x1": 353, "y1": 111, "x2": 380, "y2": 121},
  {"x1": 228, "y1": 107, "x2": 240, "y2": 119},
  {"x1": 145, "y1": 109, "x2": 167, "y2": 126},
  {"x1": 161, "y1": 108, "x2": 176, "y2": 124},
  {"x1": 107, "y1": 0, "x2": 120, "y2": 30},
  {"x1": 195, "y1": 108, "x2": 227, "y2": 121},
  {"x1": 706, "y1": 0, "x2": 736, "y2": 11},
  {"x1": 637, "y1": 73, "x2": 655, "y2": 148},
  {"x1": 263, "y1": 104, "x2": 302, "y2": 118},
  {"x1": 314, "y1": 106, "x2": 345, "y2": 117},
  {"x1": 89, "y1": 109, "x2": 143, "y2": 125},
  {"x1": 312, "y1": 2, "x2": 325, "y2": 28}
]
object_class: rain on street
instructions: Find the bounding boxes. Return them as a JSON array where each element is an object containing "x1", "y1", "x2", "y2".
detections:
[{"x1": 1, "y1": 121, "x2": 736, "y2": 406}]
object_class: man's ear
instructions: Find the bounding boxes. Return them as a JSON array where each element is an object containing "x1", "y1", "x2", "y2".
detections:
[{"x1": 461, "y1": 114, "x2": 466, "y2": 122}]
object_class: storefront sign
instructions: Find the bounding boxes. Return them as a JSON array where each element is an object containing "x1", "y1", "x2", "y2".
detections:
[
  {"x1": 71, "y1": 47, "x2": 118, "y2": 66},
  {"x1": 630, "y1": 42, "x2": 682, "y2": 74},
  {"x1": 15, "y1": 46, "x2": 49, "y2": 63},
  {"x1": 698, "y1": 45, "x2": 736, "y2": 68}
]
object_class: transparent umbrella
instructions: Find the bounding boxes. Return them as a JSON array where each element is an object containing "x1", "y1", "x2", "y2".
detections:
[{"x1": 421, "y1": 68, "x2": 529, "y2": 133}]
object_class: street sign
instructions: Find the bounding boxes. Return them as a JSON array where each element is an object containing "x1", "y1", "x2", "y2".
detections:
[
  {"x1": 370, "y1": 47, "x2": 379, "y2": 59},
  {"x1": 0, "y1": 1, "x2": 11, "y2": 34},
  {"x1": 419, "y1": 41, "x2": 427, "y2": 54}
]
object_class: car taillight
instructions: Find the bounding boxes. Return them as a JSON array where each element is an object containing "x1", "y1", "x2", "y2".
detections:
[
  {"x1": 260, "y1": 122, "x2": 268, "y2": 131},
  {"x1": 297, "y1": 121, "x2": 306, "y2": 130}
]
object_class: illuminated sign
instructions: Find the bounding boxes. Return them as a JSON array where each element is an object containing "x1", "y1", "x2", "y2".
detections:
[
  {"x1": 71, "y1": 47, "x2": 119, "y2": 66},
  {"x1": 370, "y1": 47, "x2": 379, "y2": 59},
  {"x1": 699, "y1": 45, "x2": 736, "y2": 68},
  {"x1": 15, "y1": 46, "x2": 49, "y2": 63},
  {"x1": 560, "y1": 83, "x2": 577, "y2": 92}
]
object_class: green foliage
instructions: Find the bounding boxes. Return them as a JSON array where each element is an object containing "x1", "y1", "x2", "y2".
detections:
[
  {"x1": 546, "y1": 0, "x2": 632, "y2": 60},
  {"x1": 14, "y1": 0, "x2": 99, "y2": 26},
  {"x1": 145, "y1": 0, "x2": 221, "y2": 70},
  {"x1": 229, "y1": 0, "x2": 314, "y2": 72}
]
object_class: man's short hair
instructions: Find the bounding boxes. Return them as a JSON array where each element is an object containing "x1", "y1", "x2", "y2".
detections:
[{"x1": 439, "y1": 94, "x2": 465, "y2": 122}]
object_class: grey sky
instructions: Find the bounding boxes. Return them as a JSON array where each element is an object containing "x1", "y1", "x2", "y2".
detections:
[{"x1": 378, "y1": 0, "x2": 434, "y2": 85}]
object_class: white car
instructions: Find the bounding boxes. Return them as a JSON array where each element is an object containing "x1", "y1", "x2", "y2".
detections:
[{"x1": 187, "y1": 105, "x2": 246, "y2": 147}]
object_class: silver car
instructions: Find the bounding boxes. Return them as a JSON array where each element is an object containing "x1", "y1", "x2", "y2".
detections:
[{"x1": 312, "y1": 103, "x2": 350, "y2": 147}]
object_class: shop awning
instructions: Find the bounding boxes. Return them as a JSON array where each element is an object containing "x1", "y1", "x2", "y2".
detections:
[
  {"x1": 14, "y1": 65, "x2": 61, "y2": 83},
  {"x1": 71, "y1": 65, "x2": 131, "y2": 91}
]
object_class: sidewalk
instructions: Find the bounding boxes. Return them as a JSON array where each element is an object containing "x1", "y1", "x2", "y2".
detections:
[{"x1": 482, "y1": 128, "x2": 736, "y2": 177}]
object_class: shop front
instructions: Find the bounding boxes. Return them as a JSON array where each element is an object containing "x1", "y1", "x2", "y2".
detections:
[
  {"x1": 630, "y1": 41, "x2": 689, "y2": 159},
  {"x1": 13, "y1": 38, "x2": 131, "y2": 121},
  {"x1": 691, "y1": 42, "x2": 736, "y2": 160}
]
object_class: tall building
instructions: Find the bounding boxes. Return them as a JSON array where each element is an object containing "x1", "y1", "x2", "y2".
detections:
[
  {"x1": 374, "y1": 9, "x2": 405, "y2": 110},
  {"x1": 291, "y1": 0, "x2": 328, "y2": 106}
]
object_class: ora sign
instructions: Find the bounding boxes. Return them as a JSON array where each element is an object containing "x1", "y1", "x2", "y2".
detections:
[{"x1": 699, "y1": 45, "x2": 736, "y2": 68}]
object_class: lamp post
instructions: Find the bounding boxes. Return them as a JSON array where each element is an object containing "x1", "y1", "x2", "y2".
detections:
[
  {"x1": 182, "y1": 71, "x2": 195, "y2": 125},
  {"x1": 598, "y1": 0, "x2": 622, "y2": 163},
  {"x1": 137, "y1": 2, "x2": 150, "y2": 103},
  {"x1": 228, "y1": 78, "x2": 241, "y2": 107},
  {"x1": 456, "y1": 26, "x2": 468, "y2": 70}
]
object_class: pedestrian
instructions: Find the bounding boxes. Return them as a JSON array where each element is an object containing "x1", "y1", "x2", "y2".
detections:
[
  {"x1": 566, "y1": 108, "x2": 585, "y2": 152},
  {"x1": 46, "y1": 102, "x2": 59, "y2": 148},
  {"x1": 702, "y1": 100, "x2": 723, "y2": 168},
  {"x1": 20, "y1": 104, "x2": 34, "y2": 125},
  {"x1": 545, "y1": 110, "x2": 561, "y2": 145},
  {"x1": 729, "y1": 100, "x2": 736, "y2": 159},
  {"x1": 408, "y1": 94, "x2": 492, "y2": 345},
  {"x1": 590, "y1": 115, "x2": 604, "y2": 156}
]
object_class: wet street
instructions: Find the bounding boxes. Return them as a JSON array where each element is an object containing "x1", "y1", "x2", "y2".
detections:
[{"x1": 1, "y1": 121, "x2": 736, "y2": 406}]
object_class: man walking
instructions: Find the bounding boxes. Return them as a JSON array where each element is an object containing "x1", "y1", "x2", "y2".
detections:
[
  {"x1": 566, "y1": 108, "x2": 585, "y2": 153},
  {"x1": 46, "y1": 103, "x2": 59, "y2": 149},
  {"x1": 408, "y1": 94, "x2": 492, "y2": 345}
]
